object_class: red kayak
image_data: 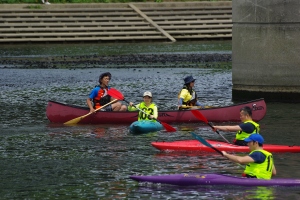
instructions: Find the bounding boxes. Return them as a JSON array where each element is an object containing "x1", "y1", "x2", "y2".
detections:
[
  {"x1": 151, "y1": 140, "x2": 300, "y2": 153},
  {"x1": 46, "y1": 98, "x2": 266, "y2": 124}
]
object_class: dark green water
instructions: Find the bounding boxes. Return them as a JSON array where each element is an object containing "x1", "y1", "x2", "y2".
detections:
[{"x1": 0, "y1": 41, "x2": 300, "y2": 199}]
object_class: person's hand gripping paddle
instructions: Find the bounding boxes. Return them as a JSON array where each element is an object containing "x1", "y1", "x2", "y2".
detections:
[{"x1": 191, "y1": 110, "x2": 230, "y2": 144}]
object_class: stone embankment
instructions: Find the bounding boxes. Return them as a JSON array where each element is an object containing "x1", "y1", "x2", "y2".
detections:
[
  {"x1": 0, "y1": 1, "x2": 232, "y2": 43},
  {"x1": 0, "y1": 53, "x2": 232, "y2": 69}
]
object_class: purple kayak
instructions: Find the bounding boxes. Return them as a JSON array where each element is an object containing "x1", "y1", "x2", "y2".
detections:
[{"x1": 130, "y1": 173, "x2": 300, "y2": 187}]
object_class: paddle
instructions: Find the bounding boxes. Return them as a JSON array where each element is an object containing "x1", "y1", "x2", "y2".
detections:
[
  {"x1": 191, "y1": 110, "x2": 230, "y2": 144},
  {"x1": 108, "y1": 88, "x2": 176, "y2": 132},
  {"x1": 190, "y1": 132, "x2": 245, "y2": 168},
  {"x1": 180, "y1": 105, "x2": 212, "y2": 109},
  {"x1": 190, "y1": 132, "x2": 223, "y2": 156},
  {"x1": 64, "y1": 99, "x2": 118, "y2": 125}
]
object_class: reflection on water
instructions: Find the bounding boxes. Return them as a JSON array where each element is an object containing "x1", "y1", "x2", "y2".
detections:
[
  {"x1": 130, "y1": 184, "x2": 297, "y2": 200},
  {"x1": 0, "y1": 42, "x2": 300, "y2": 199}
]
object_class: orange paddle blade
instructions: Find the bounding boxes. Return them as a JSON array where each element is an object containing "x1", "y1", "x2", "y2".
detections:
[
  {"x1": 191, "y1": 110, "x2": 209, "y2": 123},
  {"x1": 108, "y1": 88, "x2": 124, "y2": 100},
  {"x1": 160, "y1": 121, "x2": 176, "y2": 132}
]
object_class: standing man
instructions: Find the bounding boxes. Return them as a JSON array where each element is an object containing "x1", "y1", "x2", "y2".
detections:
[
  {"x1": 222, "y1": 134, "x2": 276, "y2": 179},
  {"x1": 213, "y1": 106, "x2": 260, "y2": 146},
  {"x1": 87, "y1": 72, "x2": 127, "y2": 112}
]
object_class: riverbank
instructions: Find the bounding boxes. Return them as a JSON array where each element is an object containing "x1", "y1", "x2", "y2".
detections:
[
  {"x1": 0, "y1": 53, "x2": 231, "y2": 69},
  {"x1": 0, "y1": 41, "x2": 232, "y2": 69}
]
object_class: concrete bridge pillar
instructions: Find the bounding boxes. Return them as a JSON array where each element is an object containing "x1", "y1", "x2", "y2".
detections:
[{"x1": 232, "y1": 0, "x2": 300, "y2": 102}]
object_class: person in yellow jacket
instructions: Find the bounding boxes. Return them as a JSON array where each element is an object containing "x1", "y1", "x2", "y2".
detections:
[
  {"x1": 178, "y1": 75, "x2": 204, "y2": 110},
  {"x1": 222, "y1": 134, "x2": 276, "y2": 180},
  {"x1": 128, "y1": 91, "x2": 158, "y2": 121},
  {"x1": 212, "y1": 106, "x2": 260, "y2": 146}
]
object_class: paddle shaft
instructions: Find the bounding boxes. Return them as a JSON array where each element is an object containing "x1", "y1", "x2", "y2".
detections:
[
  {"x1": 208, "y1": 122, "x2": 231, "y2": 144},
  {"x1": 190, "y1": 132, "x2": 245, "y2": 169},
  {"x1": 94, "y1": 99, "x2": 118, "y2": 112},
  {"x1": 190, "y1": 132, "x2": 223, "y2": 156},
  {"x1": 64, "y1": 99, "x2": 118, "y2": 125},
  {"x1": 181, "y1": 105, "x2": 204, "y2": 108},
  {"x1": 190, "y1": 110, "x2": 231, "y2": 144},
  {"x1": 178, "y1": 104, "x2": 214, "y2": 109}
]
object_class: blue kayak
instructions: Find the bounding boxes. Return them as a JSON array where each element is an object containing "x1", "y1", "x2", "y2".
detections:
[
  {"x1": 130, "y1": 173, "x2": 300, "y2": 187},
  {"x1": 129, "y1": 120, "x2": 163, "y2": 134}
]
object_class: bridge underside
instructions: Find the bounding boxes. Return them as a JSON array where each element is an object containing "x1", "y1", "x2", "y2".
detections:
[{"x1": 232, "y1": 0, "x2": 300, "y2": 102}]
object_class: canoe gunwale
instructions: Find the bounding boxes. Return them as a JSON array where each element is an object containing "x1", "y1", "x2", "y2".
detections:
[
  {"x1": 48, "y1": 98, "x2": 265, "y2": 112},
  {"x1": 46, "y1": 98, "x2": 266, "y2": 124}
]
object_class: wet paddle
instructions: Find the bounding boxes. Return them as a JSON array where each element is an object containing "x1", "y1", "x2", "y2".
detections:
[
  {"x1": 190, "y1": 132, "x2": 245, "y2": 168},
  {"x1": 191, "y1": 110, "x2": 230, "y2": 144},
  {"x1": 108, "y1": 88, "x2": 176, "y2": 132},
  {"x1": 190, "y1": 132, "x2": 223, "y2": 156},
  {"x1": 64, "y1": 99, "x2": 118, "y2": 125}
]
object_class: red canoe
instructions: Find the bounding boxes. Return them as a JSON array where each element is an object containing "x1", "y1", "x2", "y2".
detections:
[
  {"x1": 46, "y1": 98, "x2": 266, "y2": 124},
  {"x1": 151, "y1": 140, "x2": 300, "y2": 153}
]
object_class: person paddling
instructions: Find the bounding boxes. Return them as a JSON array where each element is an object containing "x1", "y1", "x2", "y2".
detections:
[
  {"x1": 86, "y1": 72, "x2": 127, "y2": 112},
  {"x1": 128, "y1": 91, "x2": 158, "y2": 121},
  {"x1": 212, "y1": 106, "x2": 260, "y2": 146},
  {"x1": 222, "y1": 134, "x2": 276, "y2": 179},
  {"x1": 178, "y1": 75, "x2": 204, "y2": 110}
]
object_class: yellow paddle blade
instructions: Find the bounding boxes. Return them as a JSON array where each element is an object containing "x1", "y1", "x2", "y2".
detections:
[
  {"x1": 64, "y1": 112, "x2": 91, "y2": 125},
  {"x1": 63, "y1": 99, "x2": 118, "y2": 125},
  {"x1": 63, "y1": 116, "x2": 84, "y2": 125}
]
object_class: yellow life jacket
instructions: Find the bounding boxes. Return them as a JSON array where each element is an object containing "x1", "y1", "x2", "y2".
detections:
[
  {"x1": 178, "y1": 86, "x2": 197, "y2": 106},
  {"x1": 128, "y1": 102, "x2": 158, "y2": 121},
  {"x1": 235, "y1": 120, "x2": 260, "y2": 141},
  {"x1": 137, "y1": 102, "x2": 157, "y2": 121},
  {"x1": 244, "y1": 150, "x2": 274, "y2": 180}
]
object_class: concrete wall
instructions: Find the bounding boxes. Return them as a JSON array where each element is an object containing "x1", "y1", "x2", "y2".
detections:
[
  {"x1": 232, "y1": 0, "x2": 300, "y2": 102},
  {"x1": 0, "y1": 2, "x2": 232, "y2": 43}
]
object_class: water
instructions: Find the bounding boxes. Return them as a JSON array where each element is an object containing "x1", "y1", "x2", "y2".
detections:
[{"x1": 0, "y1": 42, "x2": 300, "y2": 199}]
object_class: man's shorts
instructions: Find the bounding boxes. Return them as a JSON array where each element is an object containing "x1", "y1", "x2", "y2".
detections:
[{"x1": 100, "y1": 104, "x2": 113, "y2": 111}]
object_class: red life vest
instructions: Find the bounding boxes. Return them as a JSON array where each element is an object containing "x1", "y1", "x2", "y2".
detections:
[{"x1": 93, "y1": 86, "x2": 111, "y2": 109}]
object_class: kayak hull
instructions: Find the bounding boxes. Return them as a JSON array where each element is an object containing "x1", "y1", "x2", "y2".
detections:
[
  {"x1": 151, "y1": 140, "x2": 300, "y2": 153},
  {"x1": 130, "y1": 120, "x2": 163, "y2": 134},
  {"x1": 46, "y1": 98, "x2": 266, "y2": 124},
  {"x1": 130, "y1": 173, "x2": 300, "y2": 187}
]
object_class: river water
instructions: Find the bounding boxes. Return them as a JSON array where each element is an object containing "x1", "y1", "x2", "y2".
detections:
[{"x1": 0, "y1": 41, "x2": 300, "y2": 199}]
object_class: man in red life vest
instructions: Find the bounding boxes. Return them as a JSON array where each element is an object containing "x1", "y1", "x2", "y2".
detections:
[{"x1": 86, "y1": 72, "x2": 127, "y2": 112}]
